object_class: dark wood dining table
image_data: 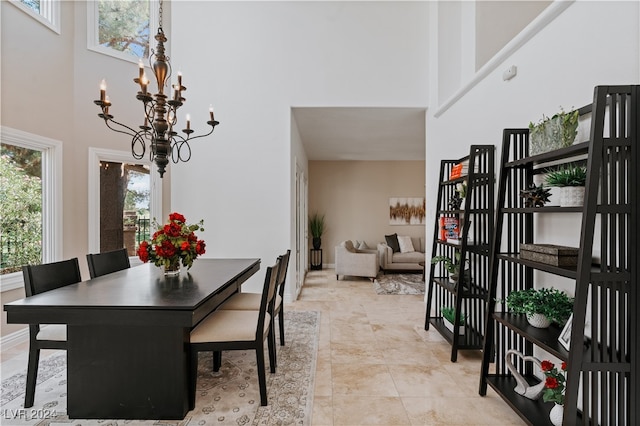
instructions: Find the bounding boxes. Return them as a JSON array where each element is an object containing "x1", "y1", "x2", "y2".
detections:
[{"x1": 4, "y1": 258, "x2": 261, "y2": 420}]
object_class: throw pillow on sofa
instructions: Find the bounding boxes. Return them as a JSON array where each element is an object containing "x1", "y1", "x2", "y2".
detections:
[
  {"x1": 385, "y1": 233, "x2": 400, "y2": 253},
  {"x1": 397, "y1": 235, "x2": 415, "y2": 253}
]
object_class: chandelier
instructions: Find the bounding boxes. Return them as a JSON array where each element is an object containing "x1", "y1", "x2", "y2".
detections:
[{"x1": 94, "y1": 0, "x2": 218, "y2": 178}]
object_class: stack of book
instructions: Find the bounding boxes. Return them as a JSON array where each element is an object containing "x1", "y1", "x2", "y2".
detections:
[
  {"x1": 439, "y1": 216, "x2": 460, "y2": 241},
  {"x1": 449, "y1": 160, "x2": 469, "y2": 179}
]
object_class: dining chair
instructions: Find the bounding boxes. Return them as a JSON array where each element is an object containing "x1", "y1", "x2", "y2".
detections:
[
  {"x1": 217, "y1": 250, "x2": 291, "y2": 347},
  {"x1": 86, "y1": 247, "x2": 131, "y2": 278},
  {"x1": 21, "y1": 258, "x2": 82, "y2": 408},
  {"x1": 188, "y1": 258, "x2": 280, "y2": 408}
]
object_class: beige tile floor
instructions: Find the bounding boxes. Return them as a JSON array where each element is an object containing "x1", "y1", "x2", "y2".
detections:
[
  {"x1": 0, "y1": 268, "x2": 526, "y2": 425},
  {"x1": 289, "y1": 269, "x2": 525, "y2": 426}
]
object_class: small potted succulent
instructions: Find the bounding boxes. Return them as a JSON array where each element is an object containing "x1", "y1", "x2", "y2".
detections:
[
  {"x1": 500, "y1": 287, "x2": 574, "y2": 328},
  {"x1": 441, "y1": 305, "x2": 467, "y2": 335},
  {"x1": 545, "y1": 164, "x2": 587, "y2": 207},
  {"x1": 519, "y1": 183, "x2": 552, "y2": 208}
]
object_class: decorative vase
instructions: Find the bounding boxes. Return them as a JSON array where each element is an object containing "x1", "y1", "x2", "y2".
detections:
[
  {"x1": 504, "y1": 349, "x2": 545, "y2": 400},
  {"x1": 527, "y1": 312, "x2": 551, "y2": 328},
  {"x1": 164, "y1": 260, "x2": 181, "y2": 276},
  {"x1": 549, "y1": 403, "x2": 564, "y2": 426},
  {"x1": 312, "y1": 237, "x2": 321, "y2": 249},
  {"x1": 560, "y1": 186, "x2": 585, "y2": 207}
]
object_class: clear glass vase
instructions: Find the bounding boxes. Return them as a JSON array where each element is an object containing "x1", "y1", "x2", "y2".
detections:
[{"x1": 164, "y1": 260, "x2": 181, "y2": 276}]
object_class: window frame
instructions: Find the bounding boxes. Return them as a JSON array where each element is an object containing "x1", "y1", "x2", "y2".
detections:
[
  {"x1": 9, "y1": 0, "x2": 61, "y2": 34},
  {"x1": 87, "y1": 147, "x2": 162, "y2": 265},
  {"x1": 86, "y1": 0, "x2": 159, "y2": 64},
  {"x1": 1, "y1": 126, "x2": 63, "y2": 292}
]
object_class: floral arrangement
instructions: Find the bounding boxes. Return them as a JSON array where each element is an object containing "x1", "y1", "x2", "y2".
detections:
[
  {"x1": 541, "y1": 360, "x2": 567, "y2": 405},
  {"x1": 137, "y1": 212, "x2": 206, "y2": 270}
]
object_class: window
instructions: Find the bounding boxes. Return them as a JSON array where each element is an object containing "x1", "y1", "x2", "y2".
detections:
[
  {"x1": 0, "y1": 127, "x2": 62, "y2": 291},
  {"x1": 88, "y1": 148, "x2": 162, "y2": 261},
  {"x1": 11, "y1": 0, "x2": 60, "y2": 34},
  {"x1": 87, "y1": 0, "x2": 159, "y2": 63}
]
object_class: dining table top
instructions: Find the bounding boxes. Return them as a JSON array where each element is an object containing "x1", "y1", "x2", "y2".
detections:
[{"x1": 4, "y1": 258, "x2": 261, "y2": 326}]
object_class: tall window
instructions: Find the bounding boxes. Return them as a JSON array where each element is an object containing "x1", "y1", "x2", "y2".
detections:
[
  {"x1": 99, "y1": 161, "x2": 150, "y2": 255},
  {"x1": 88, "y1": 0, "x2": 158, "y2": 62},
  {"x1": 0, "y1": 127, "x2": 62, "y2": 291},
  {"x1": 12, "y1": 0, "x2": 60, "y2": 34},
  {"x1": 88, "y1": 148, "x2": 161, "y2": 258},
  {"x1": 1, "y1": 144, "x2": 42, "y2": 274}
]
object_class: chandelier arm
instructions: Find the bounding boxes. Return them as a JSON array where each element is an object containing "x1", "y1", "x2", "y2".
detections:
[
  {"x1": 181, "y1": 121, "x2": 219, "y2": 142},
  {"x1": 169, "y1": 135, "x2": 191, "y2": 163},
  {"x1": 102, "y1": 117, "x2": 141, "y2": 138}
]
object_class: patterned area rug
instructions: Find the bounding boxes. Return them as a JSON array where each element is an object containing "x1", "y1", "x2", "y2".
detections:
[
  {"x1": 0, "y1": 311, "x2": 319, "y2": 426},
  {"x1": 373, "y1": 273, "x2": 425, "y2": 295}
]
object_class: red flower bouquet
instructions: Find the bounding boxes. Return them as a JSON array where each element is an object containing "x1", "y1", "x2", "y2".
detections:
[
  {"x1": 137, "y1": 212, "x2": 205, "y2": 272},
  {"x1": 541, "y1": 360, "x2": 567, "y2": 405}
]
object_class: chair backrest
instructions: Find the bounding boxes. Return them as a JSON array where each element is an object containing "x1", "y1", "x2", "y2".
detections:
[
  {"x1": 86, "y1": 248, "x2": 131, "y2": 278},
  {"x1": 22, "y1": 258, "x2": 82, "y2": 297},
  {"x1": 276, "y1": 250, "x2": 291, "y2": 299},
  {"x1": 257, "y1": 258, "x2": 281, "y2": 334}
]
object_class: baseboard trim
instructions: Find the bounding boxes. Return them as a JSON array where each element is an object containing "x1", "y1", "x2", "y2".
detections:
[{"x1": 1, "y1": 327, "x2": 29, "y2": 349}]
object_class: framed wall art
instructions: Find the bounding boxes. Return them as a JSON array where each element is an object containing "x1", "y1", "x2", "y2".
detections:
[{"x1": 389, "y1": 197, "x2": 425, "y2": 225}]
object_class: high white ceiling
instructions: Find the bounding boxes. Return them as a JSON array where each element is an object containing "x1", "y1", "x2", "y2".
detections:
[{"x1": 292, "y1": 107, "x2": 426, "y2": 161}]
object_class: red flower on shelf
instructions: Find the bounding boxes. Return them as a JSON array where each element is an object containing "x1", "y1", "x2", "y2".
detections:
[
  {"x1": 137, "y1": 212, "x2": 205, "y2": 270},
  {"x1": 541, "y1": 360, "x2": 567, "y2": 405}
]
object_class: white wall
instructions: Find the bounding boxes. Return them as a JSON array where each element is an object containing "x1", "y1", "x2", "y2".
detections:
[
  {"x1": 169, "y1": 1, "x2": 430, "y2": 299},
  {"x1": 426, "y1": 0, "x2": 640, "y2": 292}
]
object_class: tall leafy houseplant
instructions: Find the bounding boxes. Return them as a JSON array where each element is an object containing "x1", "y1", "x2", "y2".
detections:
[{"x1": 309, "y1": 213, "x2": 325, "y2": 249}]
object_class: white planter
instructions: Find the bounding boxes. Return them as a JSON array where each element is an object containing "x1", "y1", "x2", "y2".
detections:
[
  {"x1": 546, "y1": 186, "x2": 561, "y2": 207},
  {"x1": 527, "y1": 313, "x2": 551, "y2": 328},
  {"x1": 560, "y1": 186, "x2": 585, "y2": 207},
  {"x1": 443, "y1": 317, "x2": 465, "y2": 335}
]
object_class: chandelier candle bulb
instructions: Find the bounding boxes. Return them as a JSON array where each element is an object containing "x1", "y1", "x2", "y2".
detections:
[
  {"x1": 138, "y1": 59, "x2": 144, "y2": 79},
  {"x1": 100, "y1": 79, "x2": 106, "y2": 102},
  {"x1": 177, "y1": 71, "x2": 182, "y2": 86},
  {"x1": 209, "y1": 105, "x2": 214, "y2": 121},
  {"x1": 186, "y1": 114, "x2": 191, "y2": 130}
]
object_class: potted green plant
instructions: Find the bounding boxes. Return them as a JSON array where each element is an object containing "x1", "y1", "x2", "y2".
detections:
[
  {"x1": 500, "y1": 287, "x2": 574, "y2": 328},
  {"x1": 545, "y1": 164, "x2": 587, "y2": 207},
  {"x1": 431, "y1": 252, "x2": 470, "y2": 284},
  {"x1": 441, "y1": 306, "x2": 467, "y2": 335},
  {"x1": 529, "y1": 108, "x2": 579, "y2": 155},
  {"x1": 309, "y1": 212, "x2": 325, "y2": 249}
]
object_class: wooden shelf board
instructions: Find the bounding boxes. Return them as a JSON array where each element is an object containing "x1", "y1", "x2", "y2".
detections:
[
  {"x1": 493, "y1": 313, "x2": 569, "y2": 361},
  {"x1": 497, "y1": 253, "x2": 577, "y2": 279},
  {"x1": 505, "y1": 142, "x2": 590, "y2": 168},
  {"x1": 428, "y1": 318, "x2": 483, "y2": 349},
  {"x1": 503, "y1": 207, "x2": 583, "y2": 214},
  {"x1": 484, "y1": 376, "x2": 557, "y2": 426}
]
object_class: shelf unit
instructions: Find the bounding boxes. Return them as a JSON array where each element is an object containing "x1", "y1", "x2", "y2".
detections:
[
  {"x1": 479, "y1": 86, "x2": 638, "y2": 425},
  {"x1": 425, "y1": 145, "x2": 494, "y2": 362}
]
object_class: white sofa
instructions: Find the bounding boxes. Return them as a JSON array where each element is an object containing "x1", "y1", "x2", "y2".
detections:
[
  {"x1": 377, "y1": 236, "x2": 425, "y2": 273},
  {"x1": 335, "y1": 240, "x2": 379, "y2": 281}
]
